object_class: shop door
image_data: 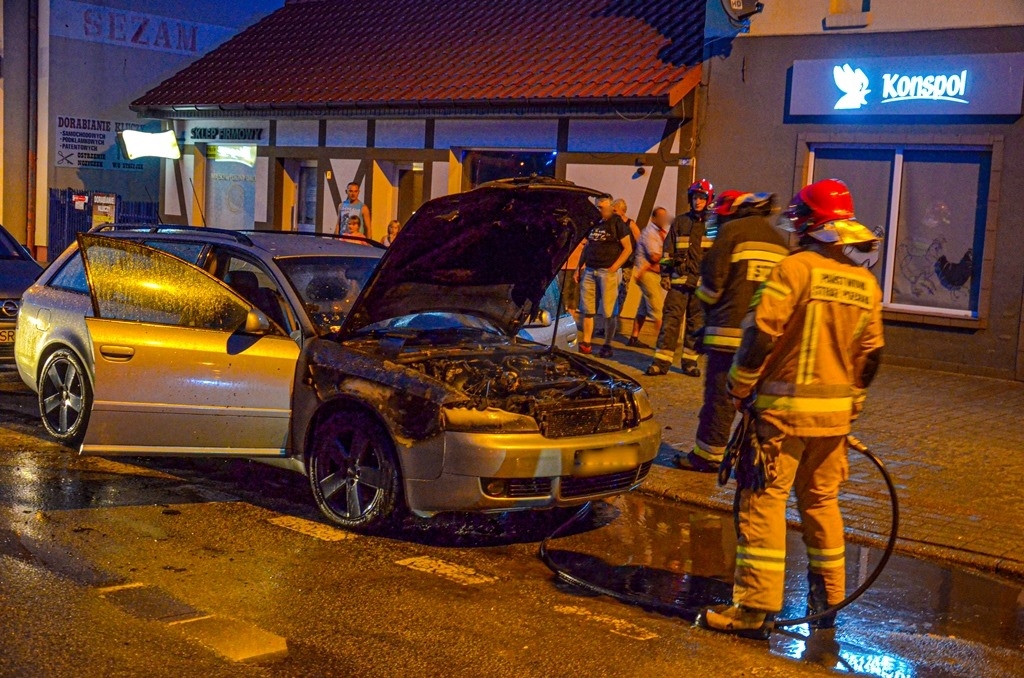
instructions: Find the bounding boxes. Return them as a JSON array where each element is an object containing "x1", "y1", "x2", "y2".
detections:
[{"x1": 397, "y1": 167, "x2": 424, "y2": 225}]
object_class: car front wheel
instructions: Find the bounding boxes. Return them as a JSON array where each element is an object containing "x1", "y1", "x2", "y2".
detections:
[
  {"x1": 308, "y1": 409, "x2": 401, "y2": 532},
  {"x1": 38, "y1": 348, "x2": 92, "y2": 447}
]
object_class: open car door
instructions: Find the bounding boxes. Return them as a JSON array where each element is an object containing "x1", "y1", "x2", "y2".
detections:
[{"x1": 78, "y1": 234, "x2": 300, "y2": 457}]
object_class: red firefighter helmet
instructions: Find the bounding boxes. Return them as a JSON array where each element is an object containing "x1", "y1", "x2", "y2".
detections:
[
  {"x1": 783, "y1": 178, "x2": 879, "y2": 245},
  {"x1": 713, "y1": 191, "x2": 775, "y2": 219},
  {"x1": 688, "y1": 178, "x2": 714, "y2": 204},
  {"x1": 711, "y1": 190, "x2": 745, "y2": 217}
]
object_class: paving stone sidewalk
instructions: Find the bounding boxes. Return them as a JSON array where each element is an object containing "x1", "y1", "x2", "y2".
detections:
[{"x1": 597, "y1": 331, "x2": 1024, "y2": 579}]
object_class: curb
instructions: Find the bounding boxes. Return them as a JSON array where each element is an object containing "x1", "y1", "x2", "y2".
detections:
[{"x1": 637, "y1": 465, "x2": 1024, "y2": 582}]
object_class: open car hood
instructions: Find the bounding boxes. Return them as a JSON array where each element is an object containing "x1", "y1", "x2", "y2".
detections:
[{"x1": 340, "y1": 178, "x2": 602, "y2": 338}]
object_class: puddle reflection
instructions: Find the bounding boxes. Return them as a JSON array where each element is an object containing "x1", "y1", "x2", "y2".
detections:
[{"x1": 547, "y1": 493, "x2": 1024, "y2": 677}]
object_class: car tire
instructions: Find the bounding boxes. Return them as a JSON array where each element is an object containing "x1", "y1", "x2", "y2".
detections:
[
  {"x1": 308, "y1": 409, "x2": 401, "y2": 533},
  {"x1": 38, "y1": 348, "x2": 92, "y2": 447}
]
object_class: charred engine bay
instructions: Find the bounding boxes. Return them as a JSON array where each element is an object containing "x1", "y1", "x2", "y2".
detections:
[{"x1": 402, "y1": 348, "x2": 638, "y2": 425}]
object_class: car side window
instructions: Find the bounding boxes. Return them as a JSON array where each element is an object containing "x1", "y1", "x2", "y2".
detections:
[
  {"x1": 48, "y1": 251, "x2": 89, "y2": 294},
  {"x1": 79, "y1": 235, "x2": 250, "y2": 332},
  {"x1": 209, "y1": 249, "x2": 295, "y2": 334},
  {"x1": 142, "y1": 240, "x2": 206, "y2": 264}
]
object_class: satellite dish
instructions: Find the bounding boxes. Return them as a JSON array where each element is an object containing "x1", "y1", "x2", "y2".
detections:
[{"x1": 721, "y1": 0, "x2": 765, "y2": 24}]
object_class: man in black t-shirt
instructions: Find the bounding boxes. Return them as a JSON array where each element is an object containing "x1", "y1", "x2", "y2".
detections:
[{"x1": 576, "y1": 196, "x2": 633, "y2": 357}]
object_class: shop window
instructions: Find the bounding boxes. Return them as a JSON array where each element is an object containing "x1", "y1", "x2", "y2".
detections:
[
  {"x1": 206, "y1": 145, "x2": 258, "y2": 230},
  {"x1": 462, "y1": 150, "x2": 557, "y2": 189},
  {"x1": 809, "y1": 145, "x2": 990, "y2": 319}
]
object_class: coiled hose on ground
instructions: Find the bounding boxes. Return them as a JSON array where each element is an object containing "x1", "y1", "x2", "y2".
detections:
[{"x1": 538, "y1": 436, "x2": 899, "y2": 632}]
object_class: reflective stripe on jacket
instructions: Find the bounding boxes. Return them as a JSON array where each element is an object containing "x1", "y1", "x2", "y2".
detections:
[
  {"x1": 665, "y1": 213, "x2": 710, "y2": 287},
  {"x1": 730, "y1": 249, "x2": 884, "y2": 436},
  {"x1": 696, "y1": 215, "x2": 789, "y2": 353}
]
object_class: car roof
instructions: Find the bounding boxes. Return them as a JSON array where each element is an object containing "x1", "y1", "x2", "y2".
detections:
[
  {"x1": 90, "y1": 224, "x2": 383, "y2": 260},
  {"x1": 244, "y1": 231, "x2": 384, "y2": 259}
]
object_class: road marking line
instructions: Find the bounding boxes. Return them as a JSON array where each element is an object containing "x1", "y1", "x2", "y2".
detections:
[
  {"x1": 89, "y1": 580, "x2": 288, "y2": 661},
  {"x1": 267, "y1": 515, "x2": 358, "y2": 541},
  {"x1": 174, "y1": 615, "x2": 289, "y2": 662},
  {"x1": 167, "y1": 614, "x2": 215, "y2": 626},
  {"x1": 395, "y1": 556, "x2": 497, "y2": 586},
  {"x1": 553, "y1": 605, "x2": 659, "y2": 641},
  {"x1": 94, "y1": 582, "x2": 147, "y2": 595}
]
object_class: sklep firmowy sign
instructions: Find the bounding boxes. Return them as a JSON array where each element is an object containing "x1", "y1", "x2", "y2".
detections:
[{"x1": 789, "y1": 53, "x2": 1024, "y2": 117}]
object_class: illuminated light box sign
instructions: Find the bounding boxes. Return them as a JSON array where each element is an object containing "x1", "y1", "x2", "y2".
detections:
[
  {"x1": 118, "y1": 129, "x2": 181, "y2": 160},
  {"x1": 789, "y1": 53, "x2": 1024, "y2": 117}
]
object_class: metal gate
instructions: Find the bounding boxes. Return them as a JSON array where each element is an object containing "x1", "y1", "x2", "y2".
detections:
[{"x1": 48, "y1": 188, "x2": 159, "y2": 261}]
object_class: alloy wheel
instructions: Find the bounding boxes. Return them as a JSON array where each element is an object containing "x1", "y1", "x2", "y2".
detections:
[{"x1": 37, "y1": 348, "x2": 92, "y2": 446}]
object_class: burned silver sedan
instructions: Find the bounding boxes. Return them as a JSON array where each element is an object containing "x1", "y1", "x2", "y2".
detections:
[{"x1": 57, "y1": 178, "x2": 661, "y2": 531}]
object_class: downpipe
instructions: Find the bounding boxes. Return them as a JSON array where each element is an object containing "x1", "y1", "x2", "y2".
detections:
[{"x1": 538, "y1": 435, "x2": 900, "y2": 634}]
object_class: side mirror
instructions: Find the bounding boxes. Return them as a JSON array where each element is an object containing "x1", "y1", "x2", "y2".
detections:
[
  {"x1": 244, "y1": 308, "x2": 271, "y2": 334},
  {"x1": 526, "y1": 309, "x2": 552, "y2": 328}
]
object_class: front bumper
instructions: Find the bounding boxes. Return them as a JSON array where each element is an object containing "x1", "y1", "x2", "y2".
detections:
[{"x1": 402, "y1": 416, "x2": 661, "y2": 516}]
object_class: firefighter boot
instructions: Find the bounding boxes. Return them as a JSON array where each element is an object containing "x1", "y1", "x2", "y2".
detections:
[
  {"x1": 645, "y1": 360, "x2": 672, "y2": 376},
  {"x1": 673, "y1": 450, "x2": 719, "y2": 474},
  {"x1": 698, "y1": 605, "x2": 773, "y2": 640},
  {"x1": 680, "y1": 359, "x2": 701, "y2": 377},
  {"x1": 807, "y1": 570, "x2": 837, "y2": 630}
]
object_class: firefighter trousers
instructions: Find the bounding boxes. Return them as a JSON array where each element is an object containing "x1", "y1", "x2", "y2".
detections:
[
  {"x1": 651, "y1": 286, "x2": 703, "y2": 367},
  {"x1": 693, "y1": 349, "x2": 736, "y2": 463},
  {"x1": 731, "y1": 421, "x2": 848, "y2": 613}
]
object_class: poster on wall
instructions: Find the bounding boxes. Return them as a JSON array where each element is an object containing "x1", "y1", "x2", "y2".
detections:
[
  {"x1": 55, "y1": 116, "x2": 146, "y2": 172},
  {"x1": 91, "y1": 193, "x2": 117, "y2": 227}
]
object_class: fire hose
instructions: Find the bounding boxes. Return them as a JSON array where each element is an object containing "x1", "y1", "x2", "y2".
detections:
[{"x1": 538, "y1": 434, "x2": 899, "y2": 634}]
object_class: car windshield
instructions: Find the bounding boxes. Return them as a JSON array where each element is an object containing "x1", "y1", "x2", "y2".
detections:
[
  {"x1": 357, "y1": 312, "x2": 505, "y2": 339},
  {"x1": 276, "y1": 255, "x2": 378, "y2": 334}
]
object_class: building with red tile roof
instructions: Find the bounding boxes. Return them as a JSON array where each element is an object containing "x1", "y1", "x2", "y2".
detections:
[
  {"x1": 133, "y1": 0, "x2": 707, "y2": 118},
  {"x1": 133, "y1": 0, "x2": 713, "y2": 278}
]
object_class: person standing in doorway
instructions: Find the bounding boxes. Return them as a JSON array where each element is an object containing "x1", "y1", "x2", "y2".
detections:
[
  {"x1": 382, "y1": 219, "x2": 402, "y2": 247},
  {"x1": 646, "y1": 179, "x2": 713, "y2": 377},
  {"x1": 341, "y1": 215, "x2": 370, "y2": 244},
  {"x1": 336, "y1": 181, "x2": 371, "y2": 236},
  {"x1": 576, "y1": 196, "x2": 632, "y2": 358}
]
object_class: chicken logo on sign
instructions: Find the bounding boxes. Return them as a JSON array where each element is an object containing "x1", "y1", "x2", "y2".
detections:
[{"x1": 833, "y1": 64, "x2": 871, "y2": 110}]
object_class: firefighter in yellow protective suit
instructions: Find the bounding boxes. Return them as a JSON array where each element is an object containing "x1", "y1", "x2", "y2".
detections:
[{"x1": 698, "y1": 179, "x2": 885, "y2": 639}]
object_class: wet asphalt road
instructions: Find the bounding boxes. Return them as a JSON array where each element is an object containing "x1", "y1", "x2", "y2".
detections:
[{"x1": 1, "y1": 366, "x2": 1023, "y2": 677}]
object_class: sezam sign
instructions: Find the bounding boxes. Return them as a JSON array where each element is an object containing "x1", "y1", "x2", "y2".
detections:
[{"x1": 789, "y1": 53, "x2": 1024, "y2": 117}]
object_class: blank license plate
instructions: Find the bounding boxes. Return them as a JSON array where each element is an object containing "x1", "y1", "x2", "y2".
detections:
[
  {"x1": 572, "y1": 445, "x2": 640, "y2": 477},
  {"x1": 0, "y1": 329, "x2": 14, "y2": 344}
]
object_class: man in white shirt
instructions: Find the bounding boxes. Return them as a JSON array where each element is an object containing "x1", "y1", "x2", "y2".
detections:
[{"x1": 626, "y1": 207, "x2": 671, "y2": 347}]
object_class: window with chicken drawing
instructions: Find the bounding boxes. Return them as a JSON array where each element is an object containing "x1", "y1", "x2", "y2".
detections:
[{"x1": 810, "y1": 145, "x2": 988, "y2": 317}]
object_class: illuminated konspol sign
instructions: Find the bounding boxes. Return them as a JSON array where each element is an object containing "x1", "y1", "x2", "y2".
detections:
[{"x1": 789, "y1": 53, "x2": 1024, "y2": 117}]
